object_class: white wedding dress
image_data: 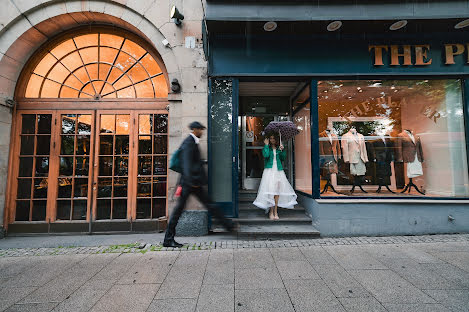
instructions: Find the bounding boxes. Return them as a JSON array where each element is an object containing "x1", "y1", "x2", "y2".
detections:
[{"x1": 253, "y1": 148, "x2": 298, "y2": 211}]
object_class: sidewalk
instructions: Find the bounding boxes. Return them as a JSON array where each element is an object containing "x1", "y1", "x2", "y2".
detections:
[{"x1": 0, "y1": 234, "x2": 468, "y2": 312}]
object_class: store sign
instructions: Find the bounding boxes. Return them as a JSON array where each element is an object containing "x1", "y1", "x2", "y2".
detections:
[
  {"x1": 369, "y1": 44, "x2": 469, "y2": 66},
  {"x1": 245, "y1": 131, "x2": 254, "y2": 143}
]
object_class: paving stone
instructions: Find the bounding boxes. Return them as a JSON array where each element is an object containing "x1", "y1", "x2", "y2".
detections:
[
  {"x1": 90, "y1": 253, "x2": 143, "y2": 281},
  {"x1": 377, "y1": 258, "x2": 462, "y2": 290},
  {"x1": 4, "y1": 302, "x2": 59, "y2": 312},
  {"x1": 300, "y1": 246, "x2": 339, "y2": 265},
  {"x1": 118, "y1": 252, "x2": 177, "y2": 284},
  {"x1": 147, "y1": 299, "x2": 197, "y2": 312},
  {"x1": 203, "y1": 249, "x2": 234, "y2": 285},
  {"x1": 196, "y1": 284, "x2": 234, "y2": 312},
  {"x1": 234, "y1": 249, "x2": 275, "y2": 269},
  {"x1": 90, "y1": 284, "x2": 159, "y2": 312},
  {"x1": 338, "y1": 297, "x2": 387, "y2": 312},
  {"x1": 420, "y1": 263, "x2": 469, "y2": 288},
  {"x1": 324, "y1": 246, "x2": 388, "y2": 270},
  {"x1": 400, "y1": 246, "x2": 445, "y2": 264},
  {"x1": 0, "y1": 287, "x2": 37, "y2": 311},
  {"x1": 235, "y1": 267, "x2": 284, "y2": 290},
  {"x1": 313, "y1": 265, "x2": 372, "y2": 298},
  {"x1": 423, "y1": 289, "x2": 469, "y2": 312},
  {"x1": 275, "y1": 260, "x2": 320, "y2": 280},
  {"x1": 348, "y1": 269, "x2": 436, "y2": 304},
  {"x1": 235, "y1": 288, "x2": 295, "y2": 312},
  {"x1": 428, "y1": 251, "x2": 469, "y2": 272},
  {"x1": 383, "y1": 303, "x2": 451, "y2": 312},
  {"x1": 284, "y1": 279, "x2": 346, "y2": 312},
  {"x1": 270, "y1": 247, "x2": 306, "y2": 261}
]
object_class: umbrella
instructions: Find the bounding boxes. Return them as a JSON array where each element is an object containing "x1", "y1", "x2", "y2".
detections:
[{"x1": 264, "y1": 121, "x2": 300, "y2": 144}]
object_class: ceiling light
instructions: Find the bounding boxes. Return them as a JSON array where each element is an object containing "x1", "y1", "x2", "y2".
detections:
[
  {"x1": 455, "y1": 19, "x2": 469, "y2": 29},
  {"x1": 264, "y1": 21, "x2": 277, "y2": 32},
  {"x1": 327, "y1": 21, "x2": 342, "y2": 32},
  {"x1": 389, "y1": 20, "x2": 407, "y2": 31}
]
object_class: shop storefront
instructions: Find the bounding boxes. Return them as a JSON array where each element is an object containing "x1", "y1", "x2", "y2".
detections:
[{"x1": 205, "y1": 2, "x2": 469, "y2": 236}]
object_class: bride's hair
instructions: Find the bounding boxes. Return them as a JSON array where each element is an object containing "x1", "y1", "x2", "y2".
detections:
[{"x1": 268, "y1": 134, "x2": 279, "y2": 148}]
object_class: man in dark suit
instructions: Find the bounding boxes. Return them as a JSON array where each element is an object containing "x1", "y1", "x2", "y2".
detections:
[{"x1": 163, "y1": 121, "x2": 235, "y2": 248}]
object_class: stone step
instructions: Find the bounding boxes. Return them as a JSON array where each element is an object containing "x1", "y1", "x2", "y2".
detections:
[
  {"x1": 237, "y1": 224, "x2": 320, "y2": 239},
  {"x1": 238, "y1": 208, "x2": 310, "y2": 220}
]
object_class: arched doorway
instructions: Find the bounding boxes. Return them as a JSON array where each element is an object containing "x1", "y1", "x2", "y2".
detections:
[{"x1": 6, "y1": 26, "x2": 170, "y2": 233}]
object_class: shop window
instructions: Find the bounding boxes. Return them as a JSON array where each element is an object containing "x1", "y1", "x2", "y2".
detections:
[
  {"x1": 293, "y1": 103, "x2": 312, "y2": 194},
  {"x1": 24, "y1": 33, "x2": 167, "y2": 99},
  {"x1": 318, "y1": 80, "x2": 469, "y2": 198}
]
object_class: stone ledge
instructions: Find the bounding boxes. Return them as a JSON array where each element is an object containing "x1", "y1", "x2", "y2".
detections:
[
  {"x1": 316, "y1": 199, "x2": 469, "y2": 204},
  {"x1": 175, "y1": 210, "x2": 208, "y2": 236}
]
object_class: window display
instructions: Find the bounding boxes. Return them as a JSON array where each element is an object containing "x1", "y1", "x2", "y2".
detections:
[{"x1": 318, "y1": 79, "x2": 469, "y2": 197}]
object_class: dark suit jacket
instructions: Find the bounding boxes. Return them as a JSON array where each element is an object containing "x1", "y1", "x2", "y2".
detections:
[
  {"x1": 180, "y1": 135, "x2": 207, "y2": 187},
  {"x1": 370, "y1": 138, "x2": 394, "y2": 163},
  {"x1": 395, "y1": 131, "x2": 424, "y2": 163}
]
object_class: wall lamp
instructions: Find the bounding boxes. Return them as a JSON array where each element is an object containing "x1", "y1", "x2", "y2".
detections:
[{"x1": 170, "y1": 6, "x2": 184, "y2": 25}]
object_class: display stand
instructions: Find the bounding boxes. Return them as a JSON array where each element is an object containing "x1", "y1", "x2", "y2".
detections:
[
  {"x1": 400, "y1": 178, "x2": 425, "y2": 195},
  {"x1": 376, "y1": 183, "x2": 395, "y2": 194},
  {"x1": 350, "y1": 176, "x2": 367, "y2": 194},
  {"x1": 320, "y1": 176, "x2": 341, "y2": 195}
]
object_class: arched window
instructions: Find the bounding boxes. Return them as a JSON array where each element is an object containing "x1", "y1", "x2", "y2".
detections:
[{"x1": 24, "y1": 32, "x2": 168, "y2": 99}]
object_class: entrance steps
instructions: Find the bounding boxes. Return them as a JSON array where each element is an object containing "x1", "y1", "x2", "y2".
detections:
[{"x1": 212, "y1": 190, "x2": 320, "y2": 239}]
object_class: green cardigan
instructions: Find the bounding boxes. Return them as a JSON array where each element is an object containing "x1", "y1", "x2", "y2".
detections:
[{"x1": 262, "y1": 145, "x2": 286, "y2": 170}]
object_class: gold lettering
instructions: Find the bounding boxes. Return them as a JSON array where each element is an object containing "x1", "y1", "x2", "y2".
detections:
[
  {"x1": 369, "y1": 45, "x2": 388, "y2": 66},
  {"x1": 391, "y1": 45, "x2": 412, "y2": 66},
  {"x1": 414, "y1": 45, "x2": 432, "y2": 65},
  {"x1": 445, "y1": 44, "x2": 465, "y2": 64}
]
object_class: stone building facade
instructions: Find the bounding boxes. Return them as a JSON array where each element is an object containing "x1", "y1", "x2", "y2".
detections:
[{"x1": 0, "y1": 0, "x2": 208, "y2": 236}]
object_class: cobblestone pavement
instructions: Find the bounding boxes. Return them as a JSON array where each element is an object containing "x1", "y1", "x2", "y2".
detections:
[
  {"x1": 0, "y1": 234, "x2": 468, "y2": 257},
  {"x1": 0, "y1": 235, "x2": 468, "y2": 312}
]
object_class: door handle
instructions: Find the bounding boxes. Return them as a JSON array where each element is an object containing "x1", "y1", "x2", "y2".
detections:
[{"x1": 233, "y1": 156, "x2": 236, "y2": 163}]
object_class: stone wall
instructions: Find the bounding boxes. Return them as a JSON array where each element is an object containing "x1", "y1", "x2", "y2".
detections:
[{"x1": 0, "y1": 0, "x2": 208, "y2": 233}]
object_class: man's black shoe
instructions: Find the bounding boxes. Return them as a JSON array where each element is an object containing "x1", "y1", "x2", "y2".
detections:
[{"x1": 163, "y1": 240, "x2": 183, "y2": 248}]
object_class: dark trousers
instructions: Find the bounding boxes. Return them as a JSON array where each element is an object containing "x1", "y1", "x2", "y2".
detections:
[{"x1": 164, "y1": 185, "x2": 233, "y2": 243}]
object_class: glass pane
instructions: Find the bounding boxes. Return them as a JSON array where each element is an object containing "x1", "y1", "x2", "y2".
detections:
[
  {"x1": 31, "y1": 200, "x2": 46, "y2": 221},
  {"x1": 139, "y1": 136, "x2": 152, "y2": 154},
  {"x1": 74, "y1": 34, "x2": 98, "y2": 49},
  {"x1": 153, "y1": 156, "x2": 167, "y2": 175},
  {"x1": 139, "y1": 115, "x2": 152, "y2": 134},
  {"x1": 75, "y1": 157, "x2": 89, "y2": 176},
  {"x1": 136, "y1": 199, "x2": 151, "y2": 219},
  {"x1": 25, "y1": 75, "x2": 42, "y2": 98},
  {"x1": 37, "y1": 115, "x2": 52, "y2": 134},
  {"x1": 210, "y1": 80, "x2": 233, "y2": 202},
  {"x1": 62, "y1": 115, "x2": 76, "y2": 134},
  {"x1": 113, "y1": 178, "x2": 128, "y2": 197},
  {"x1": 138, "y1": 156, "x2": 152, "y2": 175},
  {"x1": 20, "y1": 136, "x2": 34, "y2": 155},
  {"x1": 294, "y1": 103, "x2": 312, "y2": 195},
  {"x1": 97, "y1": 199, "x2": 111, "y2": 219},
  {"x1": 112, "y1": 199, "x2": 127, "y2": 219},
  {"x1": 97, "y1": 178, "x2": 112, "y2": 198},
  {"x1": 36, "y1": 136, "x2": 51, "y2": 155},
  {"x1": 153, "y1": 135, "x2": 167, "y2": 154},
  {"x1": 56, "y1": 200, "x2": 71, "y2": 220},
  {"x1": 318, "y1": 79, "x2": 469, "y2": 198},
  {"x1": 116, "y1": 115, "x2": 130, "y2": 135},
  {"x1": 76, "y1": 136, "x2": 90, "y2": 155},
  {"x1": 99, "y1": 135, "x2": 113, "y2": 155},
  {"x1": 61, "y1": 136, "x2": 75, "y2": 155},
  {"x1": 100, "y1": 115, "x2": 115, "y2": 133},
  {"x1": 153, "y1": 177, "x2": 167, "y2": 197},
  {"x1": 15, "y1": 201, "x2": 30, "y2": 221},
  {"x1": 137, "y1": 177, "x2": 151, "y2": 197},
  {"x1": 22, "y1": 115, "x2": 36, "y2": 134},
  {"x1": 114, "y1": 156, "x2": 128, "y2": 176},
  {"x1": 154, "y1": 114, "x2": 168, "y2": 133},
  {"x1": 152, "y1": 198, "x2": 166, "y2": 218},
  {"x1": 100, "y1": 34, "x2": 124, "y2": 49},
  {"x1": 115, "y1": 136, "x2": 129, "y2": 154},
  {"x1": 135, "y1": 79, "x2": 154, "y2": 98},
  {"x1": 77, "y1": 115, "x2": 92, "y2": 135},
  {"x1": 33, "y1": 178, "x2": 48, "y2": 199},
  {"x1": 59, "y1": 157, "x2": 74, "y2": 176},
  {"x1": 152, "y1": 75, "x2": 168, "y2": 98},
  {"x1": 19, "y1": 157, "x2": 33, "y2": 177},
  {"x1": 99, "y1": 157, "x2": 113, "y2": 176},
  {"x1": 58, "y1": 177, "x2": 72, "y2": 198},
  {"x1": 72, "y1": 200, "x2": 87, "y2": 220},
  {"x1": 74, "y1": 178, "x2": 88, "y2": 198},
  {"x1": 17, "y1": 178, "x2": 32, "y2": 199}
]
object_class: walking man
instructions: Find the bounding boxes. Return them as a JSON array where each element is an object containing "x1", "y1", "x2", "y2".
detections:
[{"x1": 163, "y1": 121, "x2": 235, "y2": 248}]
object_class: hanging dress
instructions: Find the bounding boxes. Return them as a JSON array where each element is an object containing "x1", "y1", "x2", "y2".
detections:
[{"x1": 253, "y1": 148, "x2": 298, "y2": 211}]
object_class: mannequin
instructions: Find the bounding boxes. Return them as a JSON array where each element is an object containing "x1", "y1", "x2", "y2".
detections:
[
  {"x1": 370, "y1": 130, "x2": 395, "y2": 193},
  {"x1": 319, "y1": 127, "x2": 341, "y2": 194},
  {"x1": 341, "y1": 125, "x2": 368, "y2": 193},
  {"x1": 396, "y1": 129, "x2": 425, "y2": 195}
]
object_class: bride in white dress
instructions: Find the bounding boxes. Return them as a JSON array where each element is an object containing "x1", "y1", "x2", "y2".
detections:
[{"x1": 253, "y1": 135, "x2": 297, "y2": 220}]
